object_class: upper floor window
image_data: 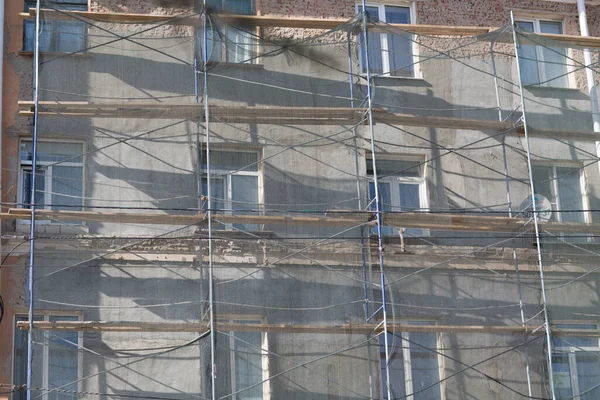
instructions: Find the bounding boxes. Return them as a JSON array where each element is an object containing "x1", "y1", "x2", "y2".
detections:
[
  {"x1": 24, "y1": 0, "x2": 88, "y2": 53},
  {"x1": 19, "y1": 140, "x2": 84, "y2": 212},
  {"x1": 13, "y1": 313, "x2": 80, "y2": 400},
  {"x1": 207, "y1": 0, "x2": 255, "y2": 15},
  {"x1": 215, "y1": 318, "x2": 270, "y2": 399},
  {"x1": 201, "y1": 149, "x2": 262, "y2": 230},
  {"x1": 515, "y1": 19, "x2": 569, "y2": 88},
  {"x1": 380, "y1": 322, "x2": 441, "y2": 400},
  {"x1": 358, "y1": 3, "x2": 416, "y2": 77},
  {"x1": 552, "y1": 323, "x2": 600, "y2": 400},
  {"x1": 367, "y1": 157, "x2": 428, "y2": 237},
  {"x1": 200, "y1": 0, "x2": 256, "y2": 64},
  {"x1": 531, "y1": 164, "x2": 587, "y2": 224}
]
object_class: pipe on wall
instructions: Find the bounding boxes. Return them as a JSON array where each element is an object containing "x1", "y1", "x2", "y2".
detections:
[{"x1": 577, "y1": 0, "x2": 600, "y2": 176}]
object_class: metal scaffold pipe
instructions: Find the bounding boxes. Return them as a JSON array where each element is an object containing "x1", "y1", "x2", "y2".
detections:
[
  {"x1": 511, "y1": 11, "x2": 556, "y2": 400},
  {"x1": 360, "y1": 2, "x2": 392, "y2": 400},
  {"x1": 577, "y1": 0, "x2": 600, "y2": 178},
  {"x1": 202, "y1": 2, "x2": 217, "y2": 399},
  {"x1": 26, "y1": 1, "x2": 42, "y2": 399}
]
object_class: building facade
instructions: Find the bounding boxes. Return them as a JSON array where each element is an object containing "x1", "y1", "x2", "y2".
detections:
[{"x1": 2, "y1": 0, "x2": 600, "y2": 399}]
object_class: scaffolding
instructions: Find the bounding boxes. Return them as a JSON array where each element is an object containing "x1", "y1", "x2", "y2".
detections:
[{"x1": 6, "y1": 0, "x2": 600, "y2": 399}]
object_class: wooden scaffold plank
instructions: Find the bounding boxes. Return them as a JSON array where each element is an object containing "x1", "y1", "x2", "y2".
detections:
[
  {"x1": 20, "y1": 9, "x2": 600, "y2": 48},
  {"x1": 16, "y1": 320, "x2": 600, "y2": 337}
]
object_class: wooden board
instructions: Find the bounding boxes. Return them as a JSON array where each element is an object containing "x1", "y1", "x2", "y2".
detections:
[
  {"x1": 19, "y1": 9, "x2": 600, "y2": 48},
  {"x1": 16, "y1": 320, "x2": 600, "y2": 337},
  {"x1": 18, "y1": 101, "x2": 522, "y2": 132},
  {"x1": 7, "y1": 208, "x2": 600, "y2": 234}
]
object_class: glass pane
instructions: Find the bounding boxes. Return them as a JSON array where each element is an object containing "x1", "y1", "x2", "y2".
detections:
[
  {"x1": 39, "y1": 20, "x2": 55, "y2": 52},
  {"x1": 13, "y1": 315, "x2": 44, "y2": 400},
  {"x1": 385, "y1": 6, "x2": 413, "y2": 77},
  {"x1": 368, "y1": 159, "x2": 421, "y2": 177},
  {"x1": 232, "y1": 175, "x2": 259, "y2": 231},
  {"x1": 380, "y1": 333, "x2": 406, "y2": 399},
  {"x1": 52, "y1": 166, "x2": 84, "y2": 211},
  {"x1": 23, "y1": 20, "x2": 35, "y2": 51},
  {"x1": 56, "y1": 22, "x2": 85, "y2": 53},
  {"x1": 576, "y1": 352, "x2": 600, "y2": 400},
  {"x1": 206, "y1": 28, "x2": 223, "y2": 63},
  {"x1": 358, "y1": 6, "x2": 383, "y2": 74},
  {"x1": 556, "y1": 167, "x2": 584, "y2": 223},
  {"x1": 48, "y1": 316, "x2": 78, "y2": 400},
  {"x1": 516, "y1": 21, "x2": 540, "y2": 86},
  {"x1": 409, "y1": 332, "x2": 440, "y2": 400},
  {"x1": 369, "y1": 182, "x2": 392, "y2": 235},
  {"x1": 553, "y1": 324, "x2": 598, "y2": 348},
  {"x1": 539, "y1": 21, "x2": 563, "y2": 35},
  {"x1": 22, "y1": 169, "x2": 46, "y2": 209},
  {"x1": 552, "y1": 354, "x2": 574, "y2": 399},
  {"x1": 21, "y1": 141, "x2": 84, "y2": 163},
  {"x1": 399, "y1": 183, "x2": 420, "y2": 211},
  {"x1": 201, "y1": 177, "x2": 225, "y2": 213},
  {"x1": 224, "y1": 0, "x2": 254, "y2": 15},
  {"x1": 538, "y1": 21, "x2": 568, "y2": 88},
  {"x1": 226, "y1": 28, "x2": 254, "y2": 64},
  {"x1": 207, "y1": 0, "x2": 223, "y2": 11},
  {"x1": 233, "y1": 330, "x2": 263, "y2": 400},
  {"x1": 369, "y1": 182, "x2": 391, "y2": 212},
  {"x1": 531, "y1": 166, "x2": 555, "y2": 218},
  {"x1": 202, "y1": 150, "x2": 259, "y2": 172}
]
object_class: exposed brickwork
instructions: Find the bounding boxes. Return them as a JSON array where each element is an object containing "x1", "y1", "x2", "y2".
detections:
[{"x1": 260, "y1": 0, "x2": 354, "y2": 19}]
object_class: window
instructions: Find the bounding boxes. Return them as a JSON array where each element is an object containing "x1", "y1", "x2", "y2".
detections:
[
  {"x1": 207, "y1": 0, "x2": 255, "y2": 15},
  {"x1": 358, "y1": 3, "x2": 416, "y2": 77},
  {"x1": 367, "y1": 157, "x2": 427, "y2": 237},
  {"x1": 201, "y1": 0, "x2": 256, "y2": 64},
  {"x1": 13, "y1": 314, "x2": 80, "y2": 400},
  {"x1": 531, "y1": 164, "x2": 587, "y2": 224},
  {"x1": 24, "y1": 0, "x2": 87, "y2": 53},
  {"x1": 380, "y1": 322, "x2": 441, "y2": 400},
  {"x1": 552, "y1": 324, "x2": 600, "y2": 400},
  {"x1": 215, "y1": 318, "x2": 270, "y2": 400},
  {"x1": 515, "y1": 19, "x2": 569, "y2": 88},
  {"x1": 201, "y1": 149, "x2": 261, "y2": 230},
  {"x1": 19, "y1": 140, "x2": 85, "y2": 213}
]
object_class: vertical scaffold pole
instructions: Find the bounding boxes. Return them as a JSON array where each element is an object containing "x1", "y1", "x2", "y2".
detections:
[
  {"x1": 202, "y1": 3, "x2": 217, "y2": 400},
  {"x1": 26, "y1": 1, "x2": 42, "y2": 399},
  {"x1": 511, "y1": 12, "x2": 556, "y2": 400},
  {"x1": 347, "y1": 29, "x2": 374, "y2": 400},
  {"x1": 360, "y1": 4, "x2": 392, "y2": 400},
  {"x1": 490, "y1": 40, "x2": 533, "y2": 399}
]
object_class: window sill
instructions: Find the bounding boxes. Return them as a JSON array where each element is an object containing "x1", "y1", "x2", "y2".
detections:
[
  {"x1": 201, "y1": 61, "x2": 265, "y2": 69},
  {"x1": 524, "y1": 84, "x2": 580, "y2": 92},
  {"x1": 360, "y1": 72, "x2": 423, "y2": 80},
  {"x1": 19, "y1": 51, "x2": 92, "y2": 58}
]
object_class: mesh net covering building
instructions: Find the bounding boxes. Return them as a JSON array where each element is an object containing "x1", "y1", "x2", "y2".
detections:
[{"x1": 8, "y1": 1, "x2": 600, "y2": 399}]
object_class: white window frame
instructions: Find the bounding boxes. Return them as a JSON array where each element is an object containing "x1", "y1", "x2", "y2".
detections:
[
  {"x1": 23, "y1": 0, "x2": 88, "y2": 53},
  {"x1": 380, "y1": 320, "x2": 444, "y2": 400},
  {"x1": 17, "y1": 139, "x2": 86, "y2": 225},
  {"x1": 552, "y1": 323, "x2": 600, "y2": 400},
  {"x1": 515, "y1": 17, "x2": 574, "y2": 88},
  {"x1": 218, "y1": 316, "x2": 270, "y2": 400},
  {"x1": 356, "y1": 2, "x2": 421, "y2": 78},
  {"x1": 367, "y1": 155, "x2": 429, "y2": 237},
  {"x1": 12, "y1": 311, "x2": 83, "y2": 400},
  {"x1": 202, "y1": 0, "x2": 257, "y2": 65},
  {"x1": 531, "y1": 162, "x2": 590, "y2": 224},
  {"x1": 200, "y1": 147, "x2": 263, "y2": 230}
]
